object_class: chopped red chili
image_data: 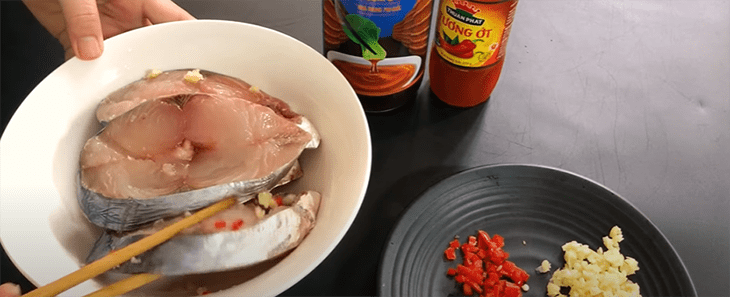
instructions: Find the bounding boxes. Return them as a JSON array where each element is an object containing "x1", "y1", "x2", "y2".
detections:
[
  {"x1": 492, "y1": 234, "x2": 505, "y2": 248},
  {"x1": 214, "y1": 220, "x2": 226, "y2": 229},
  {"x1": 462, "y1": 243, "x2": 479, "y2": 253},
  {"x1": 447, "y1": 268, "x2": 458, "y2": 276},
  {"x1": 503, "y1": 281, "x2": 522, "y2": 297},
  {"x1": 470, "y1": 281, "x2": 484, "y2": 294},
  {"x1": 457, "y1": 264, "x2": 484, "y2": 284},
  {"x1": 444, "y1": 230, "x2": 529, "y2": 296},
  {"x1": 477, "y1": 249, "x2": 489, "y2": 259},
  {"x1": 463, "y1": 283, "x2": 474, "y2": 296},
  {"x1": 465, "y1": 251, "x2": 480, "y2": 265},
  {"x1": 231, "y1": 219, "x2": 244, "y2": 231},
  {"x1": 468, "y1": 235, "x2": 478, "y2": 246},
  {"x1": 444, "y1": 247, "x2": 457, "y2": 260},
  {"x1": 450, "y1": 239, "x2": 461, "y2": 249}
]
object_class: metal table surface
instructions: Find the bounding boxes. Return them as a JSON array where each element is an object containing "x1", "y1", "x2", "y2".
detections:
[{"x1": 1, "y1": 1, "x2": 728, "y2": 296}]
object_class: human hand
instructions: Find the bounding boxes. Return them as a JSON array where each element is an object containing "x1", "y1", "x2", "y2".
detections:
[
  {"x1": 23, "y1": 0, "x2": 195, "y2": 60},
  {"x1": 0, "y1": 283, "x2": 21, "y2": 297}
]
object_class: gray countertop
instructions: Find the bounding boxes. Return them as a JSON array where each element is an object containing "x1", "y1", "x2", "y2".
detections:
[{"x1": 1, "y1": 0, "x2": 728, "y2": 296}]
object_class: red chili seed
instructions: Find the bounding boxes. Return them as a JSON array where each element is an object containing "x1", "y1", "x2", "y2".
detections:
[{"x1": 468, "y1": 236, "x2": 477, "y2": 246}]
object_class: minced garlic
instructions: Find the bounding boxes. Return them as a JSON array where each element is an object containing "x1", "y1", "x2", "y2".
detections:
[
  {"x1": 547, "y1": 226, "x2": 641, "y2": 297},
  {"x1": 184, "y1": 69, "x2": 204, "y2": 83},
  {"x1": 257, "y1": 192, "x2": 277, "y2": 209},
  {"x1": 254, "y1": 206, "x2": 265, "y2": 219},
  {"x1": 282, "y1": 193, "x2": 297, "y2": 206},
  {"x1": 536, "y1": 259, "x2": 551, "y2": 273},
  {"x1": 196, "y1": 287, "x2": 212, "y2": 295},
  {"x1": 146, "y1": 69, "x2": 162, "y2": 79},
  {"x1": 249, "y1": 85, "x2": 260, "y2": 92}
]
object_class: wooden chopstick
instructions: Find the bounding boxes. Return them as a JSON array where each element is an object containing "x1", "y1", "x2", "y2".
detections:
[
  {"x1": 22, "y1": 197, "x2": 237, "y2": 297},
  {"x1": 82, "y1": 273, "x2": 160, "y2": 297}
]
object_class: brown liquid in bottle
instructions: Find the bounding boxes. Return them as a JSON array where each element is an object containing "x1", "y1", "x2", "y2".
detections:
[
  {"x1": 332, "y1": 60, "x2": 416, "y2": 97},
  {"x1": 370, "y1": 59, "x2": 379, "y2": 73}
]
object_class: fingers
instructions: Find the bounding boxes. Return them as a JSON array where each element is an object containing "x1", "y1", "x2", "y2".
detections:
[
  {"x1": 0, "y1": 283, "x2": 21, "y2": 297},
  {"x1": 58, "y1": 30, "x2": 76, "y2": 60},
  {"x1": 143, "y1": 0, "x2": 196, "y2": 24},
  {"x1": 59, "y1": 0, "x2": 104, "y2": 60}
]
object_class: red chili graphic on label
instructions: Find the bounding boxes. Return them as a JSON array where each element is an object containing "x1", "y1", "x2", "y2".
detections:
[{"x1": 439, "y1": 33, "x2": 478, "y2": 59}]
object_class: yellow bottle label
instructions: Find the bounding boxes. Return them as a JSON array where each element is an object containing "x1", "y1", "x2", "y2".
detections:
[{"x1": 434, "y1": 0, "x2": 517, "y2": 68}]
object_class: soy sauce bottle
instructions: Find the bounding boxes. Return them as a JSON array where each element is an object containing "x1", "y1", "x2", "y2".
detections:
[{"x1": 322, "y1": 0, "x2": 435, "y2": 112}]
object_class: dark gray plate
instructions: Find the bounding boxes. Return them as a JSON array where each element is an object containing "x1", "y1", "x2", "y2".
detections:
[{"x1": 378, "y1": 164, "x2": 696, "y2": 297}]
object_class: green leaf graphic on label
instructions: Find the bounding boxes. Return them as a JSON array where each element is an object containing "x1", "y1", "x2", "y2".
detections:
[
  {"x1": 442, "y1": 31, "x2": 452, "y2": 44},
  {"x1": 451, "y1": 35, "x2": 460, "y2": 46},
  {"x1": 442, "y1": 31, "x2": 460, "y2": 46},
  {"x1": 343, "y1": 14, "x2": 386, "y2": 60}
]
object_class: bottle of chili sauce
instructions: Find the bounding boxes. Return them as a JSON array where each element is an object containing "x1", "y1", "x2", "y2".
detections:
[{"x1": 429, "y1": 0, "x2": 518, "y2": 107}]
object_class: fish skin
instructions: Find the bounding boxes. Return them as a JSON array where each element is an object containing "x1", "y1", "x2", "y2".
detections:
[
  {"x1": 85, "y1": 191, "x2": 320, "y2": 275},
  {"x1": 77, "y1": 158, "x2": 299, "y2": 232}
]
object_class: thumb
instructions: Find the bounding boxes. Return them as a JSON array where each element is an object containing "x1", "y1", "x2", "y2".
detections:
[
  {"x1": 0, "y1": 283, "x2": 21, "y2": 297},
  {"x1": 59, "y1": 0, "x2": 104, "y2": 60}
]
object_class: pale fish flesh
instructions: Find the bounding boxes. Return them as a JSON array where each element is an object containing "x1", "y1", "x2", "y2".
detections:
[
  {"x1": 95, "y1": 69, "x2": 301, "y2": 123},
  {"x1": 78, "y1": 70, "x2": 320, "y2": 231},
  {"x1": 85, "y1": 191, "x2": 320, "y2": 275}
]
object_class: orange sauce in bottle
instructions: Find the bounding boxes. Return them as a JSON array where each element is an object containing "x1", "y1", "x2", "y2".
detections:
[
  {"x1": 429, "y1": 0, "x2": 518, "y2": 107},
  {"x1": 332, "y1": 60, "x2": 417, "y2": 97}
]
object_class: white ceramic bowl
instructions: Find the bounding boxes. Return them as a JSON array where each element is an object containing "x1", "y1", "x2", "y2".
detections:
[{"x1": 0, "y1": 20, "x2": 371, "y2": 296}]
